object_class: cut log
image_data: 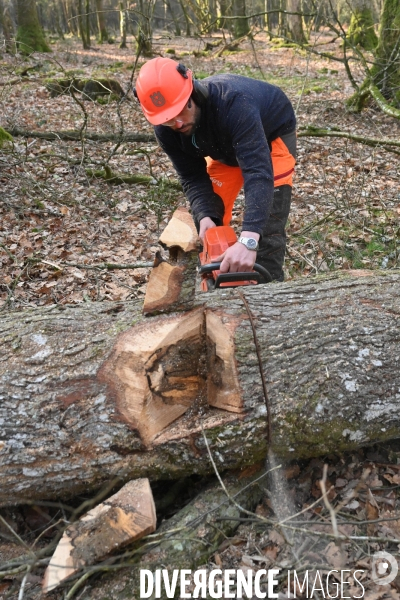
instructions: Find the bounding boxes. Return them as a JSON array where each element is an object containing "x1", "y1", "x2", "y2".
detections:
[
  {"x1": 42, "y1": 478, "x2": 156, "y2": 593},
  {"x1": 143, "y1": 207, "x2": 199, "y2": 315},
  {"x1": 1, "y1": 270, "x2": 400, "y2": 506},
  {"x1": 158, "y1": 206, "x2": 198, "y2": 253},
  {"x1": 86, "y1": 470, "x2": 264, "y2": 600}
]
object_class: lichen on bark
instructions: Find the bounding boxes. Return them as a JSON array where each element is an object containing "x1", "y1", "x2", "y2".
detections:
[{"x1": 348, "y1": 7, "x2": 378, "y2": 50}]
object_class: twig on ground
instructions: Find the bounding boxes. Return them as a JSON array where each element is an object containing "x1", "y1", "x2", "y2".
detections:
[{"x1": 320, "y1": 464, "x2": 339, "y2": 538}]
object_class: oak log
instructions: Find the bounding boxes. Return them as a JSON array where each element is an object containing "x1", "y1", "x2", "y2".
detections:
[{"x1": 1, "y1": 271, "x2": 400, "y2": 506}]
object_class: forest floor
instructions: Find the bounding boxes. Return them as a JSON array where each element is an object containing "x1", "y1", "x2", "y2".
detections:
[{"x1": 0, "y1": 29, "x2": 400, "y2": 599}]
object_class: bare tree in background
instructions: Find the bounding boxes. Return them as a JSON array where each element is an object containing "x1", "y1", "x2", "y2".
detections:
[
  {"x1": 347, "y1": 0, "x2": 400, "y2": 116},
  {"x1": 347, "y1": 0, "x2": 378, "y2": 50},
  {"x1": 95, "y1": 0, "x2": 109, "y2": 42},
  {"x1": 16, "y1": 0, "x2": 50, "y2": 53},
  {"x1": 233, "y1": 0, "x2": 249, "y2": 36},
  {"x1": 0, "y1": 0, "x2": 15, "y2": 52},
  {"x1": 287, "y1": 0, "x2": 307, "y2": 43},
  {"x1": 78, "y1": 0, "x2": 90, "y2": 47},
  {"x1": 119, "y1": 0, "x2": 127, "y2": 47}
]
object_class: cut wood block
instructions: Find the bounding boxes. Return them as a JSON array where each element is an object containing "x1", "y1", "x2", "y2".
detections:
[
  {"x1": 159, "y1": 206, "x2": 198, "y2": 252},
  {"x1": 42, "y1": 478, "x2": 156, "y2": 593},
  {"x1": 143, "y1": 260, "x2": 187, "y2": 314}
]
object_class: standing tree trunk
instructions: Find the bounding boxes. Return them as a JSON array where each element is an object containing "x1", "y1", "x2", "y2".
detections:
[
  {"x1": 62, "y1": 0, "x2": 77, "y2": 36},
  {"x1": 372, "y1": 0, "x2": 400, "y2": 106},
  {"x1": 85, "y1": 0, "x2": 91, "y2": 46},
  {"x1": 278, "y1": 0, "x2": 287, "y2": 37},
  {"x1": 219, "y1": 0, "x2": 232, "y2": 30},
  {"x1": 233, "y1": 0, "x2": 249, "y2": 37},
  {"x1": 136, "y1": 0, "x2": 154, "y2": 55},
  {"x1": 1, "y1": 271, "x2": 400, "y2": 507},
  {"x1": 348, "y1": 0, "x2": 378, "y2": 50},
  {"x1": 78, "y1": 0, "x2": 89, "y2": 48},
  {"x1": 347, "y1": 0, "x2": 400, "y2": 115},
  {"x1": 52, "y1": 0, "x2": 65, "y2": 39},
  {"x1": 15, "y1": 0, "x2": 50, "y2": 53},
  {"x1": 208, "y1": 0, "x2": 217, "y2": 30},
  {"x1": 177, "y1": 0, "x2": 191, "y2": 35},
  {"x1": 0, "y1": 0, "x2": 15, "y2": 52},
  {"x1": 287, "y1": 0, "x2": 307, "y2": 43},
  {"x1": 163, "y1": 0, "x2": 181, "y2": 35},
  {"x1": 95, "y1": 0, "x2": 108, "y2": 42},
  {"x1": 119, "y1": 0, "x2": 127, "y2": 47}
]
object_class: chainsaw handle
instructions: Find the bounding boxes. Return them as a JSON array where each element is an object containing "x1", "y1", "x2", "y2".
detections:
[{"x1": 198, "y1": 262, "x2": 272, "y2": 283}]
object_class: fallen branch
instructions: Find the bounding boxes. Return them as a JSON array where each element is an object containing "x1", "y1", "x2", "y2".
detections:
[
  {"x1": 4, "y1": 126, "x2": 155, "y2": 143},
  {"x1": 7, "y1": 126, "x2": 400, "y2": 155},
  {"x1": 86, "y1": 167, "x2": 182, "y2": 189},
  {"x1": 298, "y1": 126, "x2": 400, "y2": 153},
  {"x1": 60, "y1": 261, "x2": 154, "y2": 271},
  {"x1": 369, "y1": 83, "x2": 400, "y2": 120}
]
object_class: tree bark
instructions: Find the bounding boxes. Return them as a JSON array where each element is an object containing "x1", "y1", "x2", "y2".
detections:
[
  {"x1": 119, "y1": 0, "x2": 127, "y2": 48},
  {"x1": 95, "y1": 0, "x2": 108, "y2": 42},
  {"x1": 372, "y1": 0, "x2": 400, "y2": 105},
  {"x1": 233, "y1": 0, "x2": 249, "y2": 37},
  {"x1": 177, "y1": 0, "x2": 191, "y2": 36},
  {"x1": 0, "y1": 0, "x2": 15, "y2": 53},
  {"x1": 78, "y1": 0, "x2": 90, "y2": 48},
  {"x1": 347, "y1": 0, "x2": 400, "y2": 114},
  {"x1": 85, "y1": 0, "x2": 91, "y2": 47},
  {"x1": 15, "y1": 0, "x2": 51, "y2": 53},
  {"x1": 1, "y1": 270, "x2": 400, "y2": 507},
  {"x1": 137, "y1": 0, "x2": 154, "y2": 55},
  {"x1": 347, "y1": 0, "x2": 378, "y2": 50},
  {"x1": 287, "y1": 0, "x2": 307, "y2": 43}
]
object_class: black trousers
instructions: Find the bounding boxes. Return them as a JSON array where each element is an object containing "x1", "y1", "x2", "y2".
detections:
[{"x1": 256, "y1": 184, "x2": 292, "y2": 282}]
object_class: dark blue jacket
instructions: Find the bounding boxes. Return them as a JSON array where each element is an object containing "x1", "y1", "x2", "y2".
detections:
[{"x1": 155, "y1": 74, "x2": 295, "y2": 235}]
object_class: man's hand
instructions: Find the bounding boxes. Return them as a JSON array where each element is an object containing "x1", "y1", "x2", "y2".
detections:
[
  {"x1": 199, "y1": 217, "x2": 217, "y2": 243},
  {"x1": 214, "y1": 231, "x2": 260, "y2": 273}
]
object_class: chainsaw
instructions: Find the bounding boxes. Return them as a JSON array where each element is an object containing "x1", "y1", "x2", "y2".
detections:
[{"x1": 198, "y1": 226, "x2": 272, "y2": 292}]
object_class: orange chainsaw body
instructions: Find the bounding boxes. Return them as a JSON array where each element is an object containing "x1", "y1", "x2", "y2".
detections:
[{"x1": 199, "y1": 226, "x2": 254, "y2": 291}]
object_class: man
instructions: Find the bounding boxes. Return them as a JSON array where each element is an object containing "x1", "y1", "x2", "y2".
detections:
[{"x1": 134, "y1": 57, "x2": 296, "y2": 282}]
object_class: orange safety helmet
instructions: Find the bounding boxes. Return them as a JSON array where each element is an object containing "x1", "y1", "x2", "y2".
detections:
[{"x1": 135, "y1": 57, "x2": 193, "y2": 125}]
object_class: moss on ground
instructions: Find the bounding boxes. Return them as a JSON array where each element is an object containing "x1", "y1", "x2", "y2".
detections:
[{"x1": 0, "y1": 127, "x2": 13, "y2": 147}]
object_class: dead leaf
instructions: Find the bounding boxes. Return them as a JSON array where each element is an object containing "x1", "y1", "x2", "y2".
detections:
[
  {"x1": 262, "y1": 544, "x2": 279, "y2": 561},
  {"x1": 268, "y1": 529, "x2": 285, "y2": 546},
  {"x1": 383, "y1": 473, "x2": 400, "y2": 485},
  {"x1": 324, "y1": 542, "x2": 347, "y2": 569},
  {"x1": 366, "y1": 499, "x2": 379, "y2": 535},
  {"x1": 213, "y1": 553, "x2": 222, "y2": 566}
]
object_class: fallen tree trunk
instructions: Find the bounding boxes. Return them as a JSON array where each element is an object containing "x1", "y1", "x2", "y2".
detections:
[{"x1": 1, "y1": 270, "x2": 400, "y2": 506}]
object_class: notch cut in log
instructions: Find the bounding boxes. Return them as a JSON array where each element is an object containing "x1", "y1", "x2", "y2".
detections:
[
  {"x1": 143, "y1": 207, "x2": 199, "y2": 315},
  {"x1": 98, "y1": 307, "x2": 244, "y2": 444},
  {"x1": 42, "y1": 478, "x2": 156, "y2": 593}
]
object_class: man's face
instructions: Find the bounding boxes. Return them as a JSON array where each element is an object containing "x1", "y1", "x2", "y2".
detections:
[{"x1": 162, "y1": 100, "x2": 201, "y2": 136}]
